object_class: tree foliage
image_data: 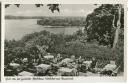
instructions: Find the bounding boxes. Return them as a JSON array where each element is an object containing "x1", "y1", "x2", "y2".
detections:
[
  {"x1": 5, "y1": 4, "x2": 60, "y2": 13},
  {"x1": 84, "y1": 4, "x2": 124, "y2": 71},
  {"x1": 85, "y1": 4, "x2": 124, "y2": 48},
  {"x1": 5, "y1": 30, "x2": 116, "y2": 61}
]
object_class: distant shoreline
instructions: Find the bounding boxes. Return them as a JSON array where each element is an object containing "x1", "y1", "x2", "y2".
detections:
[
  {"x1": 5, "y1": 16, "x2": 86, "y2": 26},
  {"x1": 5, "y1": 15, "x2": 86, "y2": 19}
]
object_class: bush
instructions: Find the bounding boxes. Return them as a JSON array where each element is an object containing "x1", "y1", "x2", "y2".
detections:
[{"x1": 5, "y1": 30, "x2": 123, "y2": 72}]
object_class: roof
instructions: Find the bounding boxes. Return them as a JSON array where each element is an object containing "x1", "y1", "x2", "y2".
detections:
[
  {"x1": 18, "y1": 71, "x2": 34, "y2": 76},
  {"x1": 10, "y1": 63, "x2": 20, "y2": 67},
  {"x1": 103, "y1": 64, "x2": 117, "y2": 71},
  {"x1": 44, "y1": 55, "x2": 54, "y2": 59},
  {"x1": 36, "y1": 64, "x2": 50, "y2": 69},
  {"x1": 61, "y1": 58, "x2": 73, "y2": 63},
  {"x1": 59, "y1": 67, "x2": 73, "y2": 73}
]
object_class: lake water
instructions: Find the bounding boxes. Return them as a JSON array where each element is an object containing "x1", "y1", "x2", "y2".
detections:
[{"x1": 5, "y1": 19, "x2": 84, "y2": 40}]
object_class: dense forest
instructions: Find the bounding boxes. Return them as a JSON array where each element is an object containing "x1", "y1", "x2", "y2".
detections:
[
  {"x1": 37, "y1": 17, "x2": 86, "y2": 26},
  {"x1": 5, "y1": 4, "x2": 124, "y2": 76}
]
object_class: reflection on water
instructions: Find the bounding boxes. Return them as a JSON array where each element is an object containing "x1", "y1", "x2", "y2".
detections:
[{"x1": 5, "y1": 19, "x2": 84, "y2": 40}]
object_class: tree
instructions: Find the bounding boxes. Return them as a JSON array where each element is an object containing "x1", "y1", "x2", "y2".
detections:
[
  {"x1": 84, "y1": 4, "x2": 124, "y2": 71},
  {"x1": 112, "y1": 4, "x2": 122, "y2": 49},
  {"x1": 85, "y1": 4, "x2": 124, "y2": 48}
]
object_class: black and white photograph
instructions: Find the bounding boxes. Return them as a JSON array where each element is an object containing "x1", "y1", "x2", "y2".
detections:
[{"x1": 4, "y1": 4, "x2": 124, "y2": 77}]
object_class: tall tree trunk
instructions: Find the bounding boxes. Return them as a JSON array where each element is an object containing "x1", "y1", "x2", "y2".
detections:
[{"x1": 112, "y1": 5, "x2": 121, "y2": 49}]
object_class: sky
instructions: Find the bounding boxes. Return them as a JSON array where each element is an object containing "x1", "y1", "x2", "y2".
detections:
[{"x1": 5, "y1": 4, "x2": 98, "y2": 17}]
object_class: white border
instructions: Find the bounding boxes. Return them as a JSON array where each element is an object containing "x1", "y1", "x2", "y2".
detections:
[
  {"x1": 2, "y1": 0, "x2": 127, "y2": 4},
  {"x1": 1, "y1": 0, "x2": 127, "y2": 83}
]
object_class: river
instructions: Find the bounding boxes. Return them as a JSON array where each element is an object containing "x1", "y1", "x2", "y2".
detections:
[{"x1": 5, "y1": 19, "x2": 84, "y2": 40}]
